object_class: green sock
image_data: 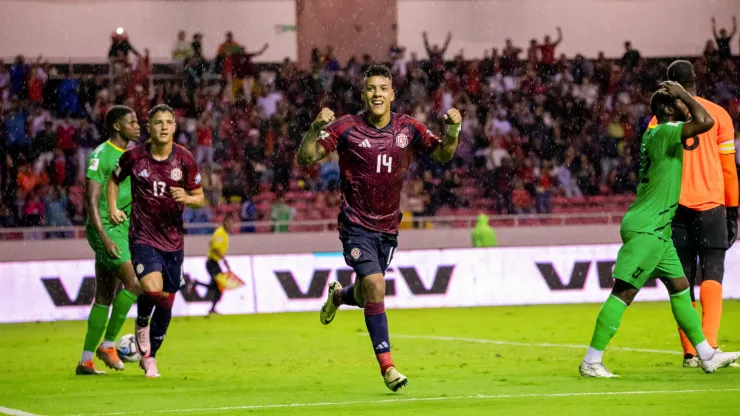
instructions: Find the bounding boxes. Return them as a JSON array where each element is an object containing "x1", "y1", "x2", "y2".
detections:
[
  {"x1": 103, "y1": 289, "x2": 138, "y2": 343},
  {"x1": 670, "y1": 288, "x2": 706, "y2": 346},
  {"x1": 589, "y1": 295, "x2": 627, "y2": 351},
  {"x1": 83, "y1": 303, "x2": 110, "y2": 357}
]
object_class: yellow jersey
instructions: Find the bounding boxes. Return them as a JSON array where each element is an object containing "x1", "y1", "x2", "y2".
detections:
[{"x1": 208, "y1": 226, "x2": 229, "y2": 261}]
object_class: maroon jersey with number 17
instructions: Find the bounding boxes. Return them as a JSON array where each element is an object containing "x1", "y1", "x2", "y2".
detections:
[
  {"x1": 318, "y1": 112, "x2": 441, "y2": 234},
  {"x1": 112, "y1": 143, "x2": 201, "y2": 252}
]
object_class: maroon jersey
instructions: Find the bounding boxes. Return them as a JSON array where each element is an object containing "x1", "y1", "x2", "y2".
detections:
[
  {"x1": 112, "y1": 143, "x2": 201, "y2": 252},
  {"x1": 318, "y1": 112, "x2": 441, "y2": 234}
]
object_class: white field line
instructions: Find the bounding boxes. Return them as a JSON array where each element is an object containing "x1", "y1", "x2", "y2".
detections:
[
  {"x1": 0, "y1": 406, "x2": 42, "y2": 416},
  {"x1": 389, "y1": 334, "x2": 682, "y2": 355},
  {"x1": 75, "y1": 388, "x2": 740, "y2": 415}
]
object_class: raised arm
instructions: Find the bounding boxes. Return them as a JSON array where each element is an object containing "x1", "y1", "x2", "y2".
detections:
[
  {"x1": 730, "y1": 16, "x2": 738, "y2": 38},
  {"x1": 254, "y1": 43, "x2": 269, "y2": 57},
  {"x1": 712, "y1": 17, "x2": 720, "y2": 38},
  {"x1": 662, "y1": 81, "x2": 714, "y2": 139},
  {"x1": 431, "y1": 108, "x2": 463, "y2": 163},
  {"x1": 554, "y1": 27, "x2": 563, "y2": 46},
  {"x1": 297, "y1": 108, "x2": 334, "y2": 166}
]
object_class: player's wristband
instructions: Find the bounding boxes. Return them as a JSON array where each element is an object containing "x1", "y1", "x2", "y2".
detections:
[{"x1": 446, "y1": 123, "x2": 462, "y2": 138}]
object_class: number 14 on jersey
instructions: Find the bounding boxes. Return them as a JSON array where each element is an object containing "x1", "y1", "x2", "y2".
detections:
[{"x1": 377, "y1": 154, "x2": 392, "y2": 173}]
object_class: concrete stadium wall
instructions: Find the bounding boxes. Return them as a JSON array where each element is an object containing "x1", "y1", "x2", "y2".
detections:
[
  {"x1": 2, "y1": 0, "x2": 737, "y2": 62},
  {"x1": 398, "y1": 0, "x2": 738, "y2": 59},
  {"x1": 0, "y1": 224, "x2": 622, "y2": 262},
  {"x1": 0, "y1": 0, "x2": 298, "y2": 62}
]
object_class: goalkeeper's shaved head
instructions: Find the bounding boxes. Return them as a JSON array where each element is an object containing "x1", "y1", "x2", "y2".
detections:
[{"x1": 667, "y1": 60, "x2": 696, "y2": 90}]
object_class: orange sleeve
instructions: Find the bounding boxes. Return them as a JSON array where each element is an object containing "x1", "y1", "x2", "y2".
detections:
[
  {"x1": 721, "y1": 153, "x2": 739, "y2": 207},
  {"x1": 715, "y1": 107, "x2": 738, "y2": 207}
]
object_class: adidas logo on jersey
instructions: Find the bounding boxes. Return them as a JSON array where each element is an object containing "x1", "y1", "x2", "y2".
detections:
[
  {"x1": 359, "y1": 139, "x2": 371, "y2": 148},
  {"x1": 139, "y1": 169, "x2": 149, "y2": 178}
]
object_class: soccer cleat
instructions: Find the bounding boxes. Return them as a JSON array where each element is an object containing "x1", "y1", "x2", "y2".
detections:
[
  {"x1": 683, "y1": 356, "x2": 700, "y2": 368},
  {"x1": 135, "y1": 323, "x2": 151, "y2": 358},
  {"x1": 715, "y1": 348, "x2": 740, "y2": 368},
  {"x1": 700, "y1": 350, "x2": 740, "y2": 373},
  {"x1": 579, "y1": 361, "x2": 619, "y2": 378},
  {"x1": 139, "y1": 357, "x2": 160, "y2": 378},
  {"x1": 319, "y1": 281, "x2": 342, "y2": 325},
  {"x1": 75, "y1": 360, "x2": 106, "y2": 375},
  {"x1": 383, "y1": 366, "x2": 408, "y2": 392},
  {"x1": 96, "y1": 345, "x2": 124, "y2": 371}
]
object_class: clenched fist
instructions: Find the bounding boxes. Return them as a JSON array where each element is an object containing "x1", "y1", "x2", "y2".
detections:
[
  {"x1": 311, "y1": 108, "x2": 336, "y2": 130},
  {"x1": 443, "y1": 108, "x2": 463, "y2": 125}
]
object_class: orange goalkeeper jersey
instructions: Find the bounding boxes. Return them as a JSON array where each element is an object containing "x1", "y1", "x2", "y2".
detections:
[{"x1": 648, "y1": 97, "x2": 736, "y2": 211}]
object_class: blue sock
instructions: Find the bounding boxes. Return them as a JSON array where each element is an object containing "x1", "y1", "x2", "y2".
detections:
[
  {"x1": 149, "y1": 295, "x2": 174, "y2": 358},
  {"x1": 339, "y1": 284, "x2": 359, "y2": 307},
  {"x1": 365, "y1": 302, "x2": 394, "y2": 374}
]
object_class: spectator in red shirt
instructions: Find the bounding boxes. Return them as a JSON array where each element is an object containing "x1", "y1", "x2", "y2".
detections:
[
  {"x1": 22, "y1": 189, "x2": 46, "y2": 227},
  {"x1": 232, "y1": 43, "x2": 269, "y2": 101},
  {"x1": 539, "y1": 27, "x2": 563, "y2": 77},
  {"x1": 512, "y1": 177, "x2": 534, "y2": 214}
]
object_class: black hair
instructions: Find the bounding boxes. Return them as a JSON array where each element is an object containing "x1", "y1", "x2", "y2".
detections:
[
  {"x1": 667, "y1": 60, "x2": 695, "y2": 89},
  {"x1": 364, "y1": 64, "x2": 392, "y2": 82},
  {"x1": 104, "y1": 105, "x2": 135, "y2": 133},
  {"x1": 148, "y1": 104, "x2": 175, "y2": 121},
  {"x1": 650, "y1": 89, "x2": 676, "y2": 119}
]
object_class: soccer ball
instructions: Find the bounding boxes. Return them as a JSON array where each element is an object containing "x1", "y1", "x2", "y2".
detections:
[{"x1": 116, "y1": 334, "x2": 141, "y2": 362}]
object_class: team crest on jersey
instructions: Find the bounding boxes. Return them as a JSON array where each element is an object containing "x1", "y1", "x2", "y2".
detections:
[
  {"x1": 170, "y1": 168, "x2": 183, "y2": 181},
  {"x1": 319, "y1": 130, "x2": 330, "y2": 140},
  {"x1": 395, "y1": 133, "x2": 409, "y2": 148},
  {"x1": 350, "y1": 247, "x2": 361, "y2": 260}
]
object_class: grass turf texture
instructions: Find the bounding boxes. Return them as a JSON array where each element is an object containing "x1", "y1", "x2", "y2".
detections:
[{"x1": 1, "y1": 302, "x2": 739, "y2": 415}]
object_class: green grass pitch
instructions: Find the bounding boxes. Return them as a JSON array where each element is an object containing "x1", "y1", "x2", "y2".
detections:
[{"x1": 1, "y1": 301, "x2": 739, "y2": 415}]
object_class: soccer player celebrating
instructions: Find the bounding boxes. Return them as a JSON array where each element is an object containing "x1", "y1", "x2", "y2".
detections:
[
  {"x1": 76, "y1": 106, "x2": 142, "y2": 375},
  {"x1": 191, "y1": 212, "x2": 236, "y2": 314},
  {"x1": 580, "y1": 81, "x2": 740, "y2": 378},
  {"x1": 108, "y1": 104, "x2": 204, "y2": 377},
  {"x1": 297, "y1": 64, "x2": 462, "y2": 391},
  {"x1": 648, "y1": 61, "x2": 738, "y2": 367}
]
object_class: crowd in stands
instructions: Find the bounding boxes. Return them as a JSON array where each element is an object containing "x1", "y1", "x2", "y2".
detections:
[{"x1": 2, "y1": 21, "x2": 740, "y2": 233}]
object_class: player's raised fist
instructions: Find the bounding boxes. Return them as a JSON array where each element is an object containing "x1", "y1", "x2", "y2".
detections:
[
  {"x1": 312, "y1": 108, "x2": 335, "y2": 129},
  {"x1": 171, "y1": 187, "x2": 188, "y2": 204},
  {"x1": 443, "y1": 108, "x2": 462, "y2": 125}
]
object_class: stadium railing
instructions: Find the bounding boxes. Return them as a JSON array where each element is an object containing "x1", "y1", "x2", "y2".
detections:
[{"x1": 0, "y1": 211, "x2": 626, "y2": 240}]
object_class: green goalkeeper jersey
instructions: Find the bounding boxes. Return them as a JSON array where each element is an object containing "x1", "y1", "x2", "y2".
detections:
[
  {"x1": 621, "y1": 122, "x2": 685, "y2": 241},
  {"x1": 85, "y1": 141, "x2": 132, "y2": 226}
]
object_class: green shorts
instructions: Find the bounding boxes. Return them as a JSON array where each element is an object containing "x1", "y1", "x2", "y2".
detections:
[
  {"x1": 613, "y1": 231, "x2": 684, "y2": 289},
  {"x1": 86, "y1": 222, "x2": 131, "y2": 271}
]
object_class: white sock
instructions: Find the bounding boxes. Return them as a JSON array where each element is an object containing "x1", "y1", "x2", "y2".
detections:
[
  {"x1": 100, "y1": 340, "x2": 115, "y2": 349},
  {"x1": 81, "y1": 350, "x2": 94, "y2": 363},
  {"x1": 584, "y1": 347, "x2": 604, "y2": 364},
  {"x1": 696, "y1": 341, "x2": 715, "y2": 361}
]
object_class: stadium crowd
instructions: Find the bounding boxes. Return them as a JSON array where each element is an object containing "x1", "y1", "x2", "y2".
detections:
[{"x1": 1, "y1": 27, "x2": 740, "y2": 232}]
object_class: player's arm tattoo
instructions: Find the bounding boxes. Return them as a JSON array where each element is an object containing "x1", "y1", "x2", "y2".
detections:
[
  {"x1": 431, "y1": 132, "x2": 459, "y2": 163},
  {"x1": 85, "y1": 179, "x2": 108, "y2": 241},
  {"x1": 297, "y1": 124, "x2": 329, "y2": 166}
]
